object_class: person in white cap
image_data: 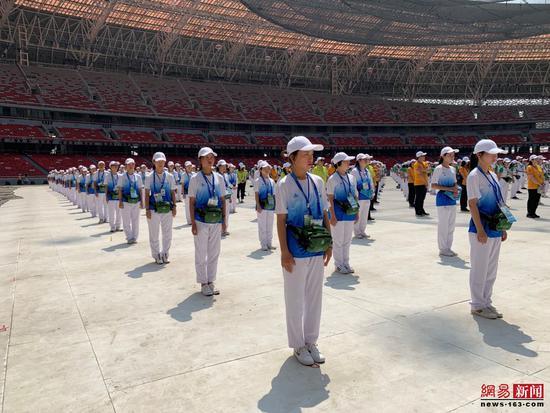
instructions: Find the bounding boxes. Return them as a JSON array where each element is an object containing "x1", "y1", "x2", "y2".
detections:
[
  {"x1": 173, "y1": 163, "x2": 183, "y2": 203},
  {"x1": 311, "y1": 157, "x2": 328, "y2": 182},
  {"x1": 189, "y1": 147, "x2": 227, "y2": 296},
  {"x1": 217, "y1": 159, "x2": 232, "y2": 236},
  {"x1": 254, "y1": 160, "x2": 277, "y2": 251},
  {"x1": 431, "y1": 147, "x2": 460, "y2": 257},
  {"x1": 413, "y1": 151, "x2": 430, "y2": 216},
  {"x1": 86, "y1": 165, "x2": 98, "y2": 218},
  {"x1": 104, "y1": 161, "x2": 122, "y2": 232},
  {"x1": 94, "y1": 161, "x2": 108, "y2": 224},
  {"x1": 227, "y1": 163, "x2": 238, "y2": 213},
  {"x1": 351, "y1": 153, "x2": 374, "y2": 239},
  {"x1": 467, "y1": 139, "x2": 509, "y2": 319},
  {"x1": 237, "y1": 162, "x2": 248, "y2": 203},
  {"x1": 117, "y1": 158, "x2": 144, "y2": 244},
  {"x1": 526, "y1": 154, "x2": 545, "y2": 218},
  {"x1": 327, "y1": 152, "x2": 359, "y2": 274},
  {"x1": 145, "y1": 152, "x2": 177, "y2": 264},
  {"x1": 181, "y1": 161, "x2": 194, "y2": 225},
  {"x1": 275, "y1": 136, "x2": 332, "y2": 366},
  {"x1": 281, "y1": 162, "x2": 292, "y2": 178}
]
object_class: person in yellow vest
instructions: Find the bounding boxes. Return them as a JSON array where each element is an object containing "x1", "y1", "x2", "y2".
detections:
[
  {"x1": 311, "y1": 157, "x2": 328, "y2": 182},
  {"x1": 327, "y1": 163, "x2": 336, "y2": 176},
  {"x1": 407, "y1": 160, "x2": 416, "y2": 208},
  {"x1": 526, "y1": 154, "x2": 545, "y2": 218},
  {"x1": 413, "y1": 151, "x2": 430, "y2": 216}
]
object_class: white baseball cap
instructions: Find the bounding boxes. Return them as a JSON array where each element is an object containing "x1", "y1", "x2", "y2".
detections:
[
  {"x1": 258, "y1": 160, "x2": 271, "y2": 169},
  {"x1": 283, "y1": 162, "x2": 291, "y2": 168},
  {"x1": 529, "y1": 154, "x2": 538, "y2": 161},
  {"x1": 503, "y1": 158, "x2": 511, "y2": 163},
  {"x1": 198, "y1": 147, "x2": 217, "y2": 158},
  {"x1": 331, "y1": 152, "x2": 355, "y2": 164},
  {"x1": 228, "y1": 163, "x2": 235, "y2": 168},
  {"x1": 216, "y1": 159, "x2": 227, "y2": 167},
  {"x1": 462, "y1": 156, "x2": 470, "y2": 162},
  {"x1": 473, "y1": 139, "x2": 507, "y2": 155},
  {"x1": 356, "y1": 153, "x2": 373, "y2": 161},
  {"x1": 98, "y1": 161, "x2": 105, "y2": 165},
  {"x1": 416, "y1": 151, "x2": 427, "y2": 158},
  {"x1": 316, "y1": 156, "x2": 325, "y2": 163},
  {"x1": 152, "y1": 152, "x2": 166, "y2": 162},
  {"x1": 109, "y1": 161, "x2": 119, "y2": 167},
  {"x1": 440, "y1": 146, "x2": 459, "y2": 157},
  {"x1": 184, "y1": 161, "x2": 192, "y2": 167},
  {"x1": 286, "y1": 136, "x2": 323, "y2": 155},
  {"x1": 167, "y1": 161, "x2": 174, "y2": 166},
  {"x1": 125, "y1": 158, "x2": 135, "y2": 165},
  {"x1": 538, "y1": 155, "x2": 546, "y2": 160},
  {"x1": 89, "y1": 164, "x2": 96, "y2": 169}
]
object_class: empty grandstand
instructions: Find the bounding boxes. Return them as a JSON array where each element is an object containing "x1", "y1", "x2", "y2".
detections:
[{"x1": 0, "y1": 0, "x2": 550, "y2": 184}]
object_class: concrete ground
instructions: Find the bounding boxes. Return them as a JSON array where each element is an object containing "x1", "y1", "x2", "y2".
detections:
[{"x1": 0, "y1": 183, "x2": 549, "y2": 413}]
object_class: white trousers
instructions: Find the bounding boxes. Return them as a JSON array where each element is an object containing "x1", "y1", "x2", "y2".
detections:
[
  {"x1": 230, "y1": 189, "x2": 237, "y2": 213},
  {"x1": 107, "y1": 200, "x2": 121, "y2": 230},
  {"x1": 96, "y1": 193, "x2": 107, "y2": 221},
  {"x1": 121, "y1": 202, "x2": 140, "y2": 241},
  {"x1": 176, "y1": 186, "x2": 182, "y2": 202},
  {"x1": 437, "y1": 205, "x2": 456, "y2": 252},
  {"x1": 224, "y1": 198, "x2": 230, "y2": 230},
  {"x1": 79, "y1": 192, "x2": 87, "y2": 211},
  {"x1": 283, "y1": 256, "x2": 324, "y2": 349},
  {"x1": 331, "y1": 220, "x2": 354, "y2": 268},
  {"x1": 520, "y1": 173, "x2": 526, "y2": 189},
  {"x1": 257, "y1": 209, "x2": 274, "y2": 248},
  {"x1": 147, "y1": 210, "x2": 173, "y2": 259},
  {"x1": 87, "y1": 194, "x2": 97, "y2": 217},
  {"x1": 499, "y1": 180, "x2": 509, "y2": 203},
  {"x1": 183, "y1": 195, "x2": 191, "y2": 225},
  {"x1": 469, "y1": 233, "x2": 501, "y2": 310},
  {"x1": 194, "y1": 221, "x2": 221, "y2": 284},
  {"x1": 354, "y1": 199, "x2": 371, "y2": 237}
]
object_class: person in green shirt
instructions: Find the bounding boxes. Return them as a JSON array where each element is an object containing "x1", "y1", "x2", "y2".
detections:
[
  {"x1": 311, "y1": 157, "x2": 328, "y2": 182},
  {"x1": 236, "y1": 163, "x2": 248, "y2": 203}
]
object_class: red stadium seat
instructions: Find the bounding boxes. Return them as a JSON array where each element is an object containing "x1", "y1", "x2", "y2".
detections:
[
  {"x1": 57, "y1": 127, "x2": 109, "y2": 142},
  {"x1": 28, "y1": 154, "x2": 95, "y2": 171},
  {"x1": 166, "y1": 132, "x2": 208, "y2": 145},
  {"x1": 368, "y1": 136, "x2": 404, "y2": 146},
  {"x1": 330, "y1": 136, "x2": 366, "y2": 147},
  {"x1": 487, "y1": 134, "x2": 523, "y2": 144},
  {"x1": 0, "y1": 154, "x2": 43, "y2": 177},
  {"x1": 0, "y1": 124, "x2": 48, "y2": 140},
  {"x1": 267, "y1": 89, "x2": 322, "y2": 123},
  {"x1": 115, "y1": 130, "x2": 160, "y2": 143},
  {"x1": 530, "y1": 132, "x2": 550, "y2": 143},
  {"x1": 408, "y1": 136, "x2": 441, "y2": 145},
  {"x1": 181, "y1": 81, "x2": 243, "y2": 121},
  {"x1": 444, "y1": 135, "x2": 479, "y2": 146},
  {"x1": 0, "y1": 64, "x2": 38, "y2": 105},
  {"x1": 211, "y1": 134, "x2": 250, "y2": 146},
  {"x1": 224, "y1": 84, "x2": 283, "y2": 122},
  {"x1": 254, "y1": 135, "x2": 287, "y2": 146}
]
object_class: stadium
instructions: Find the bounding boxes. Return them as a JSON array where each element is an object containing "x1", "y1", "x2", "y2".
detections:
[{"x1": 0, "y1": 1, "x2": 549, "y2": 412}]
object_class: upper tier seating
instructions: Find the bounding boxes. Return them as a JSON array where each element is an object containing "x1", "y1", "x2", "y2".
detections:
[
  {"x1": 0, "y1": 124, "x2": 48, "y2": 140},
  {"x1": 0, "y1": 64, "x2": 37, "y2": 105},
  {"x1": 57, "y1": 127, "x2": 109, "y2": 141},
  {"x1": 0, "y1": 154, "x2": 42, "y2": 177}
]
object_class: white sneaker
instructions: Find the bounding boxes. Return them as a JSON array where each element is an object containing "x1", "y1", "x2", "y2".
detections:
[
  {"x1": 336, "y1": 266, "x2": 351, "y2": 274},
  {"x1": 201, "y1": 284, "x2": 213, "y2": 296},
  {"x1": 344, "y1": 264, "x2": 355, "y2": 273},
  {"x1": 261, "y1": 246, "x2": 269, "y2": 251},
  {"x1": 294, "y1": 346, "x2": 315, "y2": 366},
  {"x1": 209, "y1": 283, "x2": 220, "y2": 295},
  {"x1": 307, "y1": 343, "x2": 325, "y2": 364},
  {"x1": 439, "y1": 250, "x2": 455, "y2": 257},
  {"x1": 222, "y1": 231, "x2": 230, "y2": 236},
  {"x1": 487, "y1": 305, "x2": 503, "y2": 318},
  {"x1": 155, "y1": 255, "x2": 163, "y2": 265},
  {"x1": 162, "y1": 254, "x2": 170, "y2": 264},
  {"x1": 268, "y1": 245, "x2": 277, "y2": 250},
  {"x1": 355, "y1": 234, "x2": 364, "y2": 239},
  {"x1": 448, "y1": 250, "x2": 458, "y2": 256},
  {"x1": 471, "y1": 308, "x2": 498, "y2": 319}
]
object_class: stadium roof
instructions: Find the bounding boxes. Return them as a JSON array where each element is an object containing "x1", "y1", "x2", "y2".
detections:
[{"x1": 12, "y1": 0, "x2": 550, "y2": 61}]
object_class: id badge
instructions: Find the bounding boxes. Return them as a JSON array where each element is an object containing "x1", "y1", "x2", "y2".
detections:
[
  {"x1": 208, "y1": 197, "x2": 218, "y2": 207},
  {"x1": 347, "y1": 193, "x2": 358, "y2": 208},
  {"x1": 304, "y1": 215, "x2": 312, "y2": 227},
  {"x1": 312, "y1": 218, "x2": 323, "y2": 226},
  {"x1": 160, "y1": 188, "x2": 166, "y2": 197},
  {"x1": 499, "y1": 204, "x2": 517, "y2": 224},
  {"x1": 154, "y1": 193, "x2": 163, "y2": 203},
  {"x1": 130, "y1": 187, "x2": 138, "y2": 198},
  {"x1": 362, "y1": 182, "x2": 369, "y2": 190}
]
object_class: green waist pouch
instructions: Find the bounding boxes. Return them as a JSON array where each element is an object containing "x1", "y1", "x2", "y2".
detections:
[
  {"x1": 480, "y1": 212, "x2": 512, "y2": 231},
  {"x1": 335, "y1": 198, "x2": 359, "y2": 215},
  {"x1": 154, "y1": 201, "x2": 172, "y2": 214},
  {"x1": 197, "y1": 206, "x2": 223, "y2": 223},
  {"x1": 288, "y1": 224, "x2": 332, "y2": 253},
  {"x1": 123, "y1": 195, "x2": 140, "y2": 204}
]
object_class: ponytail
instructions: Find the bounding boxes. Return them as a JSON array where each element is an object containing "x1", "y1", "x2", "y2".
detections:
[{"x1": 469, "y1": 152, "x2": 480, "y2": 170}]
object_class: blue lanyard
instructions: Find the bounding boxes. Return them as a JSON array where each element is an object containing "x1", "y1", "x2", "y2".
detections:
[
  {"x1": 201, "y1": 171, "x2": 216, "y2": 198},
  {"x1": 153, "y1": 171, "x2": 166, "y2": 194},
  {"x1": 98, "y1": 171, "x2": 104, "y2": 183},
  {"x1": 338, "y1": 172, "x2": 352, "y2": 195},
  {"x1": 290, "y1": 173, "x2": 321, "y2": 215},
  {"x1": 261, "y1": 176, "x2": 272, "y2": 195},
  {"x1": 477, "y1": 167, "x2": 505, "y2": 205},
  {"x1": 223, "y1": 174, "x2": 230, "y2": 188},
  {"x1": 126, "y1": 172, "x2": 136, "y2": 189}
]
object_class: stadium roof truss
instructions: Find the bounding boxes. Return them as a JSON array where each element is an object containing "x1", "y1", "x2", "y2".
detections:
[{"x1": 0, "y1": 0, "x2": 550, "y2": 102}]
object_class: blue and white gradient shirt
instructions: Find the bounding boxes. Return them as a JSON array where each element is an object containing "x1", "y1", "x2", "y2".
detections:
[
  {"x1": 467, "y1": 167, "x2": 502, "y2": 238},
  {"x1": 188, "y1": 171, "x2": 226, "y2": 224},
  {"x1": 326, "y1": 171, "x2": 358, "y2": 221},
  {"x1": 431, "y1": 164, "x2": 457, "y2": 207}
]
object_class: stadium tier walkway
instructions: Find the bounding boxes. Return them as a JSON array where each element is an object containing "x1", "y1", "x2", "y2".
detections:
[{"x1": 0, "y1": 185, "x2": 549, "y2": 413}]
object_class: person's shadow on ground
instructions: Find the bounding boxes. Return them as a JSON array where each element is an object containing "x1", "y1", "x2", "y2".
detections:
[
  {"x1": 258, "y1": 357, "x2": 330, "y2": 413},
  {"x1": 325, "y1": 271, "x2": 360, "y2": 291},
  {"x1": 474, "y1": 317, "x2": 537, "y2": 358},
  {"x1": 166, "y1": 292, "x2": 214, "y2": 322}
]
